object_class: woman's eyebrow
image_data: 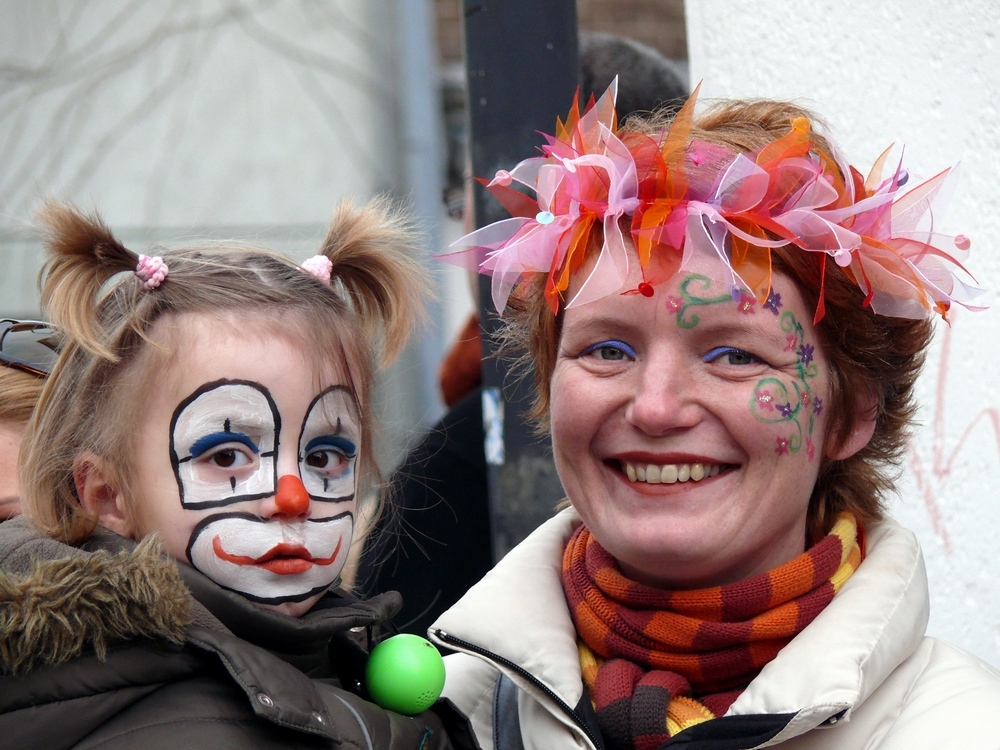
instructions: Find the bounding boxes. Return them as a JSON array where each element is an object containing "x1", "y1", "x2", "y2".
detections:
[
  {"x1": 694, "y1": 318, "x2": 790, "y2": 349},
  {"x1": 564, "y1": 311, "x2": 642, "y2": 334}
]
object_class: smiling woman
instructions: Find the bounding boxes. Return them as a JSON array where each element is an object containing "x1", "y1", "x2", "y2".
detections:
[
  {"x1": 430, "y1": 83, "x2": 1000, "y2": 749},
  {"x1": 0, "y1": 200, "x2": 471, "y2": 749},
  {"x1": 551, "y1": 255, "x2": 852, "y2": 592}
]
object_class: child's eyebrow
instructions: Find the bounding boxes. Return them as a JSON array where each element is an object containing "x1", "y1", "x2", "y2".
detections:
[
  {"x1": 218, "y1": 415, "x2": 271, "y2": 430},
  {"x1": 188, "y1": 431, "x2": 260, "y2": 458},
  {"x1": 182, "y1": 409, "x2": 270, "y2": 429}
]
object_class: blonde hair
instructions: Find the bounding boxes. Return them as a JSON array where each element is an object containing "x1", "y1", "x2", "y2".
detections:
[
  {"x1": 21, "y1": 198, "x2": 428, "y2": 544},
  {"x1": 0, "y1": 366, "x2": 45, "y2": 428}
]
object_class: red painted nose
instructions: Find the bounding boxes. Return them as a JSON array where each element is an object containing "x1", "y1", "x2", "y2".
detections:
[{"x1": 275, "y1": 475, "x2": 310, "y2": 516}]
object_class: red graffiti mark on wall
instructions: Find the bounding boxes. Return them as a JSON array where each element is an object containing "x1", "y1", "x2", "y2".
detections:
[{"x1": 908, "y1": 315, "x2": 1000, "y2": 555}]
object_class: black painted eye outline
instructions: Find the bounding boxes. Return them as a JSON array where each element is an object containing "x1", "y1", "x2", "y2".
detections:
[
  {"x1": 170, "y1": 379, "x2": 280, "y2": 510},
  {"x1": 297, "y1": 385, "x2": 360, "y2": 503}
]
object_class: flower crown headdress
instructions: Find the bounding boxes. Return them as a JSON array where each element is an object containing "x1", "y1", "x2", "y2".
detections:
[{"x1": 442, "y1": 80, "x2": 984, "y2": 324}]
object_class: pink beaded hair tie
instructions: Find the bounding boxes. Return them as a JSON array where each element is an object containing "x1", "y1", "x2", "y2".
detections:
[
  {"x1": 134, "y1": 254, "x2": 168, "y2": 290},
  {"x1": 300, "y1": 255, "x2": 333, "y2": 285}
]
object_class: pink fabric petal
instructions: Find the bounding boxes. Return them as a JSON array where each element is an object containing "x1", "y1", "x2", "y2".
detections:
[
  {"x1": 773, "y1": 210, "x2": 863, "y2": 253},
  {"x1": 715, "y1": 155, "x2": 769, "y2": 213},
  {"x1": 451, "y1": 217, "x2": 531, "y2": 249},
  {"x1": 890, "y1": 167, "x2": 955, "y2": 235}
]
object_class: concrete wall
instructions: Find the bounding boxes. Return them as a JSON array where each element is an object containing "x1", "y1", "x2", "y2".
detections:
[{"x1": 687, "y1": 0, "x2": 1000, "y2": 666}]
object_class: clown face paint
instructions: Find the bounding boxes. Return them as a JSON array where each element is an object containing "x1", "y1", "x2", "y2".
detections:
[
  {"x1": 298, "y1": 387, "x2": 359, "y2": 503},
  {"x1": 128, "y1": 315, "x2": 361, "y2": 615},
  {"x1": 170, "y1": 381, "x2": 280, "y2": 509},
  {"x1": 187, "y1": 511, "x2": 354, "y2": 604}
]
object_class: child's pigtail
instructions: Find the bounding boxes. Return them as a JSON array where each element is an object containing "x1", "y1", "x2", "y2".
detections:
[
  {"x1": 319, "y1": 197, "x2": 430, "y2": 366},
  {"x1": 35, "y1": 202, "x2": 140, "y2": 361}
]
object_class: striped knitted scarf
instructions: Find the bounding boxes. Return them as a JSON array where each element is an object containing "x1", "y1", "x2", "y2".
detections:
[{"x1": 562, "y1": 513, "x2": 862, "y2": 750}]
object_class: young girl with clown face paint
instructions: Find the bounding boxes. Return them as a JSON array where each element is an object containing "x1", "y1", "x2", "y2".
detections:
[{"x1": 0, "y1": 200, "x2": 468, "y2": 749}]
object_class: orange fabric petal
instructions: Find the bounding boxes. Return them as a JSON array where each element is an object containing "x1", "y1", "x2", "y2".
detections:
[
  {"x1": 865, "y1": 143, "x2": 896, "y2": 193},
  {"x1": 545, "y1": 213, "x2": 597, "y2": 313},
  {"x1": 729, "y1": 221, "x2": 773, "y2": 303},
  {"x1": 755, "y1": 116, "x2": 812, "y2": 170}
]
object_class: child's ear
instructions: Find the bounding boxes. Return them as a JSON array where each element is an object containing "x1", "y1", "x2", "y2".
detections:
[
  {"x1": 824, "y1": 389, "x2": 878, "y2": 461},
  {"x1": 73, "y1": 453, "x2": 134, "y2": 538}
]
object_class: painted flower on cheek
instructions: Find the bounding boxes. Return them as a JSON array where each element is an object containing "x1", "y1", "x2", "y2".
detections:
[
  {"x1": 813, "y1": 396, "x2": 824, "y2": 416},
  {"x1": 778, "y1": 402, "x2": 795, "y2": 419},
  {"x1": 737, "y1": 293, "x2": 756, "y2": 314},
  {"x1": 801, "y1": 391, "x2": 811, "y2": 407},
  {"x1": 797, "y1": 343, "x2": 815, "y2": 366},
  {"x1": 784, "y1": 334, "x2": 798, "y2": 352},
  {"x1": 806, "y1": 437, "x2": 816, "y2": 460},
  {"x1": 666, "y1": 295, "x2": 683, "y2": 314},
  {"x1": 776, "y1": 436, "x2": 790, "y2": 455},
  {"x1": 755, "y1": 388, "x2": 775, "y2": 411},
  {"x1": 763, "y1": 291, "x2": 782, "y2": 315}
]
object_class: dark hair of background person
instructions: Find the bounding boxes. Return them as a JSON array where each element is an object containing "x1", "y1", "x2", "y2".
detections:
[
  {"x1": 355, "y1": 32, "x2": 689, "y2": 638},
  {"x1": 578, "y1": 32, "x2": 687, "y2": 122}
]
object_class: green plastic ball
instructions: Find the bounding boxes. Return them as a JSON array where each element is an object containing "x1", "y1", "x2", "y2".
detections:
[{"x1": 365, "y1": 634, "x2": 446, "y2": 715}]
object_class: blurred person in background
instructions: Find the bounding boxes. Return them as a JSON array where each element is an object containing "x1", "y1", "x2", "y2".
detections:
[{"x1": 0, "y1": 319, "x2": 58, "y2": 520}]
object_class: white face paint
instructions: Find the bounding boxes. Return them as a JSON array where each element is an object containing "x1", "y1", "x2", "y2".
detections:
[
  {"x1": 165, "y1": 382, "x2": 360, "y2": 603},
  {"x1": 187, "y1": 512, "x2": 354, "y2": 603},
  {"x1": 129, "y1": 318, "x2": 362, "y2": 614},
  {"x1": 170, "y1": 381, "x2": 279, "y2": 509},
  {"x1": 298, "y1": 387, "x2": 359, "y2": 503}
]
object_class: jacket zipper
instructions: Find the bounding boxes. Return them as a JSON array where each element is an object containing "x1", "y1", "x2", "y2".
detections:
[{"x1": 433, "y1": 628, "x2": 603, "y2": 750}]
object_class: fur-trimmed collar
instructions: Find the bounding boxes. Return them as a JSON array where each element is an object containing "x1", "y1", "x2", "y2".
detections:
[
  {"x1": 0, "y1": 524, "x2": 190, "y2": 674},
  {"x1": 0, "y1": 517, "x2": 400, "y2": 677}
]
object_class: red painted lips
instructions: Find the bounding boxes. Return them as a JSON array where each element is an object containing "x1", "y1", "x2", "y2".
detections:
[{"x1": 212, "y1": 536, "x2": 342, "y2": 575}]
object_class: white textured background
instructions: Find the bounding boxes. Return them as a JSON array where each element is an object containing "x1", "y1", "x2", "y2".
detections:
[{"x1": 687, "y1": 0, "x2": 1000, "y2": 666}]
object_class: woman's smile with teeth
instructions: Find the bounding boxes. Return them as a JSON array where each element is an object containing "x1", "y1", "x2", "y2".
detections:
[{"x1": 621, "y1": 461, "x2": 723, "y2": 484}]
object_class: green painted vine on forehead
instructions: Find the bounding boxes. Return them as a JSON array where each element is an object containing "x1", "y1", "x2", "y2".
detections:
[
  {"x1": 669, "y1": 274, "x2": 734, "y2": 329},
  {"x1": 749, "y1": 311, "x2": 824, "y2": 460}
]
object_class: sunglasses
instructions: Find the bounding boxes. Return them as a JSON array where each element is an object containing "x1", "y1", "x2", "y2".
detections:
[{"x1": 0, "y1": 319, "x2": 62, "y2": 378}]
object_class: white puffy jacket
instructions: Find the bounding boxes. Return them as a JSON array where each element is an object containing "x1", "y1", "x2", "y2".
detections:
[{"x1": 430, "y1": 508, "x2": 1000, "y2": 750}]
